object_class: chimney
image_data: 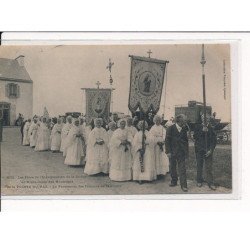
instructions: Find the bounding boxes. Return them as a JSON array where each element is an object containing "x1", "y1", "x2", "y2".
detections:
[{"x1": 15, "y1": 55, "x2": 25, "y2": 67}]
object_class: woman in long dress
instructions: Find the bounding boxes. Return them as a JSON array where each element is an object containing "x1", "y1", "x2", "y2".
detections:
[
  {"x1": 84, "y1": 118, "x2": 92, "y2": 143},
  {"x1": 60, "y1": 115, "x2": 73, "y2": 156},
  {"x1": 149, "y1": 115, "x2": 169, "y2": 177},
  {"x1": 35, "y1": 117, "x2": 50, "y2": 151},
  {"x1": 107, "y1": 121, "x2": 117, "y2": 166},
  {"x1": 126, "y1": 117, "x2": 137, "y2": 138},
  {"x1": 107, "y1": 121, "x2": 117, "y2": 146},
  {"x1": 109, "y1": 119, "x2": 133, "y2": 181},
  {"x1": 84, "y1": 118, "x2": 109, "y2": 175},
  {"x1": 132, "y1": 121, "x2": 157, "y2": 183},
  {"x1": 79, "y1": 116, "x2": 87, "y2": 163},
  {"x1": 50, "y1": 117, "x2": 63, "y2": 153},
  {"x1": 64, "y1": 119, "x2": 85, "y2": 166},
  {"x1": 22, "y1": 119, "x2": 31, "y2": 146},
  {"x1": 29, "y1": 118, "x2": 39, "y2": 148}
]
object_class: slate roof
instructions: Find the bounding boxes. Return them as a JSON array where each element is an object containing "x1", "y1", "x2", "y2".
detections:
[{"x1": 0, "y1": 58, "x2": 33, "y2": 83}]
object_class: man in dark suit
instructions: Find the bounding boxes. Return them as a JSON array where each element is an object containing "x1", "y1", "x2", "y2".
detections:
[
  {"x1": 193, "y1": 115, "x2": 217, "y2": 190},
  {"x1": 165, "y1": 114, "x2": 189, "y2": 192}
]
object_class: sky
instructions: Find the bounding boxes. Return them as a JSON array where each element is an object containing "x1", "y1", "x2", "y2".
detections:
[{"x1": 0, "y1": 44, "x2": 231, "y2": 122}]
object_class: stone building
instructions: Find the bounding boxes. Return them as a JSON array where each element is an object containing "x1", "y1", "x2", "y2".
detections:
[{"x1": 0, "y1": 55, "x2": 33, "y2": 126}]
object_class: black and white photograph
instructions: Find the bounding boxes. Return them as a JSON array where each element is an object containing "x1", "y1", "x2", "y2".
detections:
[{"x1": 0, "y1": 42, "x2": 232, "y2": 196}]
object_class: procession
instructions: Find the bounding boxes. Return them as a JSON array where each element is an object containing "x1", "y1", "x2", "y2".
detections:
[{"x1": 0, "y1": 43, "x2": 232, "y2": 195}]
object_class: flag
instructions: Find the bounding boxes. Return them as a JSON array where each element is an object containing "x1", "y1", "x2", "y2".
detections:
[
  {"x1": 85, "y1": 88, "x2": 111, "y2": 121},
  {"x1": 128, "y1": 55, "x2": 167, "y2": 114}
]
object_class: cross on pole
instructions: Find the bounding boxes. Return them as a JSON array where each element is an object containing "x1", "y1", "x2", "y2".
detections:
[
  {"x1": 106, "y1": 58, "x2": 114, "y2": 73},
  {"x1": 96, "y1": 81, "x2": 101, "y2": 89},
  {"x1": 147, "y1": 49, "x2": 152, "y2": 58}
]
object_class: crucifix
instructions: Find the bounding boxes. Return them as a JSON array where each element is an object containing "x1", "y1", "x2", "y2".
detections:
[
  {"x1": 96, "y1": 81, "x2": 101, "y2": 89},
  {"x1": 147, "y1": 49, "x2": 152, "y2": 58},
  {"x1": 106, "y1": 58, "x2": 115, "y2": 114},
  {"x1": 106, "y1": 58, "x2": 114, "y2": 73},
  {"x1": 200, "y1": 44, "x2": 207, "y2": 153}
]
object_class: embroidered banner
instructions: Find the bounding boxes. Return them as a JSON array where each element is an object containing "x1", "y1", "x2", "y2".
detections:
[
  {"x1": 128, "y1": 55, "x2": 168, "y2": 114},
  {"x1": 85, "y1": 88, "x2": 111, "y2": 121}
]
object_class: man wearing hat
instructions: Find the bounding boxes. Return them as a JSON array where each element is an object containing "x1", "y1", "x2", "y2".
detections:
[{"x1": 165, "y1": 114, "x2": 189, "y2": 192}]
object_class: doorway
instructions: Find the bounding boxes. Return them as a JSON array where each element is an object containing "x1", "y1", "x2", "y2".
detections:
[{"x1": 0, "y1": 102, "x2": 10, "y2": 126}]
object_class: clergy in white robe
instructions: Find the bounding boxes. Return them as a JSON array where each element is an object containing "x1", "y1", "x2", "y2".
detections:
[
  {"x1": 149, "y1": 115, "x2": 169, "y2": 176},
  {"x1": 84, "y1": 118, "x2": 109, "y2": 175},
  {"x1": 50, "y1": 117, "x2": 63, "y2": 152},
  {"x1": 107, "y1": 121, "x2": 117, "y2": 165},
  {"x1": 35, "y1": 117, "x2": 50, "y2": 151},
  {"x1": 29, "y1": 119, "x2": 39, "y2": 148},
  {"x1": 60, "y1": 116, "x2": 73, "y2": 156},
  {"x1": 22, "y1": 119, "x2": 31, "y2": 146},
  {"x1": 79, "y1": 116, "x2": 87, "y2": 162},
  {"x1": 109, "y1": 119, "x2": 133, "y2": 181},
  {"x1": 107, "y1": 121, "x2": 117, "y2": 146},
  {"x1": 64, "y1": 119, "x2": 85, "y2": 166},
  {"x1": 126, "y1": 117, "x2": 137, "y2": 138},
  {"x1": 132, "y1": 121, "x2": 157, "y2": 182}
]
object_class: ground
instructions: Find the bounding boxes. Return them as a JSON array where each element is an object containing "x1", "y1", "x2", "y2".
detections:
[{"x1": 1, "y1": 127, "x2": 232, "y2": 196}]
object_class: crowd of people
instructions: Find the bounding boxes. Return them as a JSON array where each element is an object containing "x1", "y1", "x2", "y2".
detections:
[{"x1": 20, "y1": 112, "x2": 217, "y2": 192}]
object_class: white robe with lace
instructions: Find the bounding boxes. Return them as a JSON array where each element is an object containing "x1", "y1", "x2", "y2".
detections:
[
  {"x1": 132, "y1": 130, "x2": 157, "y2": 181},
  {"x1": 29, "y1": 122, "x2": 38, "y2": 147},
  {"x1": 84, "y1": 127, "x2": 109, "y2": 175},
  {"x1": 35, "y1": 123, "x2": 50, "y2": 151},
  {"x1": 149, "y1": 124, "x2": 169, "y2": 175},
  {"x1": 50, "y1": 123, "x2": 62, "y2": 151},
  {"x1": 60, "y1": 123, "x2": 72, "y2": 156},
  {"x1": 64, "y1": 125, "x2": 85, "y2": 166},
  {"x1": 126, "y1": 126, "x2": 137, "y2": 138},
  {"x1": 22, "y1": 122, "x2": 31, "y2": 145},
  {"x1": 109, "y1": 128, "x2": 133, "y2": 181},
  {"x1": 79, "y1": 124, "x2": 87, "y2": 161}
]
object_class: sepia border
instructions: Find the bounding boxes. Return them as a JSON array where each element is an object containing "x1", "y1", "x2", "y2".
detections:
[{"x1": 0, "y1": 32, "x2": 241, "y2": 200}]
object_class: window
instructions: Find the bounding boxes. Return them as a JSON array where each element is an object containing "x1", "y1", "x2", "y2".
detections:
[{"x1": 6, "y1": 83, "x2": 20, "y2": 98}]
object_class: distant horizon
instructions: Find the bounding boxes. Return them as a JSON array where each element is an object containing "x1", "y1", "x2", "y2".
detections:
[{"x1": 0, "y1": 44, "x2": 231, "y2": 122}]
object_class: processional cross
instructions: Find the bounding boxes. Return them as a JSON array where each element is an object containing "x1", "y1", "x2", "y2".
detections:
[
  {"x1": 106, "y1": 58, "x2": 114, "y2": 73},
  {"x1": 147, "y1": 49, "x2": 152, "y2": 58},
  {"x1": 96, "y1": 81, "x2": 101, "y2": 89}
]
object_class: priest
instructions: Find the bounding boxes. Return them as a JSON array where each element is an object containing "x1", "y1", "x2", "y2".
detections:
[
  {"x1": 35, "y1": 117, "x2": 50, "y2": 151},
  {"x1": 64, "y1": 119, "x2": 85, "y2": 166},
  {"x1": 50, "y1": 117, "x2": 63, "y2": 153},
  {"x1": 109, "y1": 119, "x2": 133, "y2": 181},
  {"x1": 60, "y1": 115, "x2": 73, "y2": 156},
  {"x1": 84, "y1": 118, "x2": 109, "y2": 175},
  {"x1": 29, "y1": 118, "x2": 39, "y2": 148}
]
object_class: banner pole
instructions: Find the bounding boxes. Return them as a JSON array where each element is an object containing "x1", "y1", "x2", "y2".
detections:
[
  {"x1": 201, "y1": 44, "x2": 208, "y2": 153},
  {"x1": 162, "y1": 62, "x2": 169, "y2": 120}
]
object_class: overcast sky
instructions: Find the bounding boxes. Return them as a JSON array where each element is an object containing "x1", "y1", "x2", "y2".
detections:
[{"x1": 0, "y1": 44, "x2": 231, "y2": 122}]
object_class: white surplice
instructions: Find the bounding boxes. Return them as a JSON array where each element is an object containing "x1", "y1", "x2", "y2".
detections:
[
  {"x1": 132, "y1": 130, "x2": 157, "y2": 181},
  {"x1": 126, "y1": 125, "x2": 137, "y2": 138},
  {"x1": 64, "y1": 125, "x2": 85, "y2": 166},
  {"x1": 34, "y1": 123, "x2": 50, "y2": 151},
  {"x1": 22, "y1": 121, "x2": 31, "y2": 145},
  {"x1": 29, "y1": 122, "x2": 38, "y2": 147},
  {"x1": 50, "y1": 123, "x2": 63, "y2": 151},
  {"x1": 84, "y1": 127, "x2": 109, "y2": 175},
  {"x1": 60, "y1": 122, "x2": 72, "y2": 156},
  {"x1": 79, "y1": 124, "x2": 87, "y2": 161},
  {"x1": 149, "y1": 124, "x2": 169, "y2": 175},
  {"x1": 109, "y1": 128, "x2": 133, "y2": 181}
]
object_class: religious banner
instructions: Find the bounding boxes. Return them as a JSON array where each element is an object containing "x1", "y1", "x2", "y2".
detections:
[
  {"x1": 85, "y1": 88, "x2": 111, "y2": 121},
  {"x1": 128, "y1": 55, "x2": 168, "y2": 114}
]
